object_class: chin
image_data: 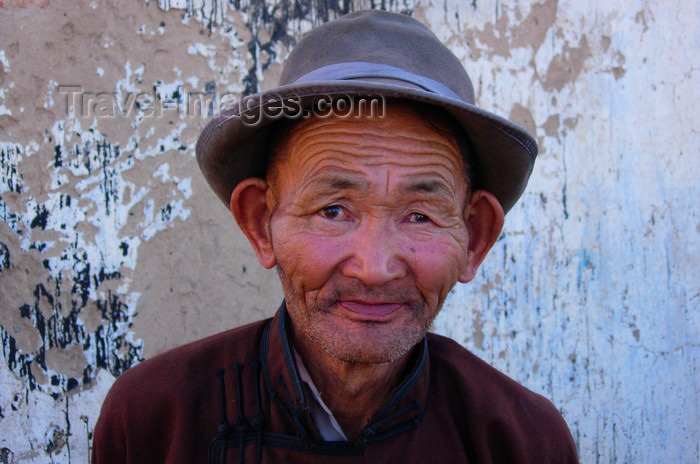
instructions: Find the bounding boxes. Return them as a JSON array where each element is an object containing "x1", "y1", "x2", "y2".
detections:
[{"x1": 309, "y1": 322, "x2": 426, "y2": 365}]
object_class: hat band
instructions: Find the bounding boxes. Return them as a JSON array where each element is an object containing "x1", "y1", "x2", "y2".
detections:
[{"x1": 292, "y1": 61, "x2": 463, "y2": 102}]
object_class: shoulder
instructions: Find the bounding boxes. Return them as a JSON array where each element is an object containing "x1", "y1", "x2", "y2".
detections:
[
  {"x1": 108, "y1": 318, "x2": 270, "y2": 400},
  {"x1": 93, "y1": 318, "x2": 271, "y2": 462},
  {"x1": 426, "y1": 332, "x2": 578, "y2": 463},
  {"x1": 426, "y1": 332, "x2": 553, "y2": 411},
  {"x1": 106, "y1": 317, "x2": 269, "y2": 404}
]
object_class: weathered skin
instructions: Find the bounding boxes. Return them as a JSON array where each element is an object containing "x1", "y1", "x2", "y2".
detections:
[{"x1": 230, "y1": 101, "x2": 504, "y2": 438}]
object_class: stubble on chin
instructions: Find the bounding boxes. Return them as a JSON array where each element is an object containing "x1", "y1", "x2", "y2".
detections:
[
  {"x1": 276, "y1": 265, "x2": 435, "y2": 365},
  {"x1": 304, "y1": 316, "x2": 428, "y2": 365}
]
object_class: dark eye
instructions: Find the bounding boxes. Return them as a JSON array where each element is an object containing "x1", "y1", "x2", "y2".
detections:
[
  {"x1": 408, "y1": 212, "x2": 431, "y2": 223},
  {"x1": 320, "y1": 205, "x2": 345, "y2": 220}
]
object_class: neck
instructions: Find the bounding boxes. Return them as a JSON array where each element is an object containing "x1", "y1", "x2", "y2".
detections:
[{"x1": 293, "y1": 335, "x2": 413, "y2": 439}]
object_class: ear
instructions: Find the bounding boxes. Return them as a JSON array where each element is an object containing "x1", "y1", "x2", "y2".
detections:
[
  {"x1": 458, "y1": 190, "x2": 505, "y2": 283},
  {"x1": 230, "y1": 178, "x2": 276, "y2": 269}
]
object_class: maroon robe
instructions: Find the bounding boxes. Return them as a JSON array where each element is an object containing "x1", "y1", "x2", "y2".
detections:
[{"x1": 92, "y1": 304, "x2": 578, "y2": 463}]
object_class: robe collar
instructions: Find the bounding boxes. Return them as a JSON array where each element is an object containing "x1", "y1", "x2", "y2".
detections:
[{"x1": 262, "y1": 301, "x2": 431, "y2": 444}]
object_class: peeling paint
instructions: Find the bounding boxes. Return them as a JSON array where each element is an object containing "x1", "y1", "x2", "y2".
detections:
[
  {"x1": 508, "y1": 103, "x2": 537, "y2": 140},
  {"x1": 542, "y1": 35, "x2": 591, "y2": 92},
  {"x1": 472, "y1": 0, "x2": 559, "y2": 59}
]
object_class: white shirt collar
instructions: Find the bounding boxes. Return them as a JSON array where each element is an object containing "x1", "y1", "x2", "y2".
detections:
[{"x1": 293, "y1": 349, "x2": 349, "y2": 441}]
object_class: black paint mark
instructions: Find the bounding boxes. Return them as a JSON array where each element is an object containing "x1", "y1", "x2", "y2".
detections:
[
  {"x1": 29, "y1": 241, "x2": 48, "y2": 252},
  {"x1": 66, "y1": 377, "x2": 78, "y2": 390},
  {"x1": 1, "y1": 145, "x2": 24, "y2": 194},
  {"x1": 96, "y1": 141, "x2": 122, "y2": 215},
  {"x1": 0, "y1": 241, "x2": 9, "y2": 271},
  {"x1": 65, "y1": 397, "x2": 72, "y2": 460},
  {"x1": 160, "y1": 203, "x2": 173, "y2": 222},
  {"x1": 0, "y1": 448, "x2": 15, "y2": 464},
  {"x1": 55, "y1": 144, "x2": 63, "y2": 168},
  {"x1": 30, "y1": 203, "x2": 49, "y2": 230},
  {"x1": 60, "y1": 194, "x2": 72, "y2": 208}
]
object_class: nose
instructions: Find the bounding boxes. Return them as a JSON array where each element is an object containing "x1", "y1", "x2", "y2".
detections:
[{"x1": 340, "y1": 217, "x2": 407, "y2": 286}]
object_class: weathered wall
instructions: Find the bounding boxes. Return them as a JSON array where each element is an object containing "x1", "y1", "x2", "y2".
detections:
[{"x1": 0, "y1": 0, "x2": 697, "y2": 462}]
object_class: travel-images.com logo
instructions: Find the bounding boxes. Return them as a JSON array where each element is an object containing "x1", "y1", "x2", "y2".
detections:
[{"x1": 58, "y1": 85, "x2": 386, "y2": 125}]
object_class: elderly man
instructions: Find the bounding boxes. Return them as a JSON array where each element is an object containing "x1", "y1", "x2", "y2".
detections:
[{"x1": 93, "y1": 10, "x2": 578, "y2": 464}]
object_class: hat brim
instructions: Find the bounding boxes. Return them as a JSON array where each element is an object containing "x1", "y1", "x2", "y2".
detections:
[{"x1": 196, "y1": 80, "x2": 536, "y2": 214}]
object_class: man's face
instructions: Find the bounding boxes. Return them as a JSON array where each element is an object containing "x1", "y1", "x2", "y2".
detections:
[{"x1": 267, "y1": 101, "x2": 471, "y2": 364}]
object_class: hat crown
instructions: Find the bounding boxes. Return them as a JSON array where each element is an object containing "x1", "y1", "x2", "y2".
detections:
[{"x1": 279, "y1": 10, "x2": 475, "y2": 104}]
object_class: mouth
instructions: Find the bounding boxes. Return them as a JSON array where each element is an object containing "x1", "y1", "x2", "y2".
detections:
[{"x1": 337, "y1": 300, "x2": 406, "y2": 321}]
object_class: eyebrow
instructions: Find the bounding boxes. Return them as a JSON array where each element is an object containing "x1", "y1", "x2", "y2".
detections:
[
  {"x1": 329, "y1": 176, "x2": 363, "y2": 190},
  {"x1": 401, "y1": 180, "x2": 444, "y2": 193},
  {"x1": 399, "y1": 179, "x2": 452, "y2": 197},
  {"x1": 304, "y1": 174, "x2": 369, "y2": 194}
]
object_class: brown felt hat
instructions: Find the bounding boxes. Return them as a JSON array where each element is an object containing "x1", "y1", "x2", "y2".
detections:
[{"x1": 196, "y1": 9, "x2": 537, "y2": 214}]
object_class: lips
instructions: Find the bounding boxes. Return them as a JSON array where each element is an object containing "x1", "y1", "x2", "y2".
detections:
[{"x1": 338, "y1": 300, "x2": 404, "y2": 320}]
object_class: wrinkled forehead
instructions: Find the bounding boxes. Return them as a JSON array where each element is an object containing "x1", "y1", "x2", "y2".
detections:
[{"x1": 266, "y1": 99, "x2": 471, "y2": 183}]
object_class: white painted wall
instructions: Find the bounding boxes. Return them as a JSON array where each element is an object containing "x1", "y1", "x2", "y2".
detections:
[{"x1": 0, "y1": 0, "x2": 697, "y2": 462}]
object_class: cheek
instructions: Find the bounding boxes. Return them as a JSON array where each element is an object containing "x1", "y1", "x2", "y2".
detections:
[
  {"x1": 273, "y1": 226, "x2": 346, "y2": 290},
  {"x1": 404, "y1": 235, "x2": 469, "y2": 298}
]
